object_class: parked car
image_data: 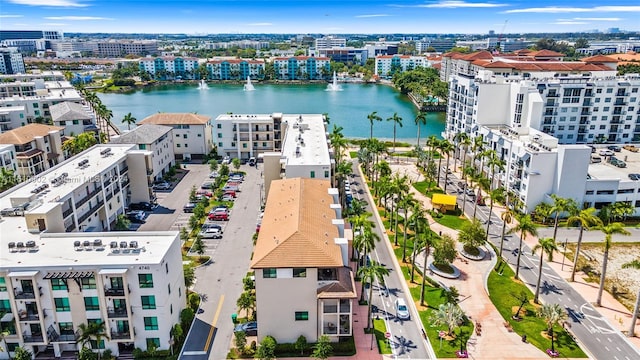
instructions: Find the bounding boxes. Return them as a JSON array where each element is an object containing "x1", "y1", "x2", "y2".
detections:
[
  {"x1": 209, "y1": 171, "x2": 219, "y2": 179},
  {"x1": 599, "y1": 149, "x2": 614, "y2": 156},
  {"x1": 223, "y1": 185, "x2": 240, "y2": 192},
  {"x1": 126, "y1": 211, "x2": 146, "y2": 223},
  {"x1": 623, "y1": 145, "x2": 639, "y2": 152},
  {"x1": 221, "y1": 194, "x2": 235, "y2": 202},
  {"x1": 465, "y1": 188, "x2": 475, "y2": 197},
  {"x1": 199, "y1": 227, "x2": 223, "y2": 239},
  {"x1": 222, "y1": 156, "x2": 231, "y2": 164},
  {"x1": 590, "y1": 155, "x2": 602, "y2": 163},
  {"x1": 196, "y1": 189, "x2": 213, "y2": 198},
  {"x1": 248, "y1": 157, "x2": 256, "y2": 166},
  {"x1": 183, "y1": 203, "x2": 196, "y2": 213},
  {"x1": 129, "y1": 202, "x2": 156, "y2": 211},
  {"x1": 229, "y1": 174, "x2": 244, "y2": 182},
  {"x1": 611, "y1": 159, "x2": 627, "y2": 168},
  {"x1": 628, "y1": 173, "x2": 640, "y2": 181},
  {"x1": 209, "y1": 207, "x2": 229, "y2": 215},
  {"x1": 152, "y1": 181, "x2": 171, "y2": 190},
  {"x1": 201, "y1": 182, "x2": 214, "y2": 189},
  {"x1": 208, "y1": 212, "x2": 229, "y2": 221},
  {"x1": 202, "y1": 222, "x2": 223, "y2": 233},
  {"x1": 223, "y1": 190, "x2": 237, "y2": 198},
  {"x1": 395, "y1": 298, "x2": 410, "y2": 320},
  {"x1": 608, "y1": 145, "x2": 622, "y2": 152},
  {"x1": 234, "y1": 321, "x2": 257, "y2": 336}
]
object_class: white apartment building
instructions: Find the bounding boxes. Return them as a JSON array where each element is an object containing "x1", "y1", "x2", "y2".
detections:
[
  {"x1": 213, "y1": 113, "x2": 284, "y2": 160},
  {"x1": 0, "y1": 124, "x2": 65, "y2": 178},
  {"x1": 206, "y1": 59, "x2": 265, "y2": 80},
  {"x1": 0, "y1": 106, "x2": 26, "y2": 133},
  {"x1": 272, "y1": 56, "x2": 331, "y2": 80},
  {"x1": 0, "y1": 144, "x2": 17, "y2": 172},
  {"x1": 251, "y1": 178, "x2": 355, "y2": 343},
  {"x1": 138, "y1": 113, "x2": 212, "y2": 160},
  {"x1": 374, "y1": 55, "x2": 432, "y2": 78},
  {"x1": 97, "y1": 40, "x2": 158, "y2": 57},
  {"x1": 315, "y1": 36, "x2": 347, "y2": 49},
  {"x1": 109, "y1": 125, "x2": 175, "y2": 182},
  {"x1": 138, "y1": 56, "x2": 199, "y2": 80},
  {"x1": 49, "y1": 101, "x2": 98, "y2": 136},
  {"x1": 0, "y1": 231, "x2": 185, "y2": 359},
  {"x1": 0, "y1": 48, "x2": 25, "y2": 75}
]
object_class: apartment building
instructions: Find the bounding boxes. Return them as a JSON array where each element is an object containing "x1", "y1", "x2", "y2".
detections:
[
  {"x1": 0, "y1": 124, "x2": 65, "y2": 178},
  {"x1": 109, "y1": 125, "x2": 175, "y2": 182},
  {"x1": 213, "y1": 113, "x2": 284, "y2": 160},
  {"x1": 272, "y1": 56, "x2": 331, "y2": 80},
  {"x1": 0, "y1": 143, "x2": 17, "y2": 172},
  {"x1": 315, "y1": 36, "x2": 347, "y2": 49},
  {"x1": 49, "y1": 101, "x2": 97, "y2": 136},
  {"x1": 0, "y1": 107, "x2": 26, "y2": 133},
  {"x1": 250, "y1": 178, "x2": 355, "y2": 343},
  {"x1": 0, "y1": 231, "x2": 184, "y2": 359},
  {"x1": 138, "y1": 56, "x2": 199, "y2": 80},
  {"x1": 201, "y1": 40, "x2": 270, "y2": 50},
  {"x1": 313, "y1": 47, "x2": 368, "y2": 66},
  {"x1": 206, "y1": 59, "x2": 265, "y2": 80},
  {"x1": 415, "y1": 38, "x2": 456, "y2": 53},
  {"x1": 97, "y1": 40, "x2": 158, "y2": 57},
  {"x1": 0, "y1": 48, "x2": 25, "y2": 75},
  {"x1": 138, "y1": 113, "x2": 212, "y2": 160},
  {"x1": 374, "y1": 55, "x2": 432, "y2": 78}
]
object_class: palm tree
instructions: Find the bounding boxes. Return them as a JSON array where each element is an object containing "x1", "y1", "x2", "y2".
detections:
[
  {"x1": 439, "y1": 139, "x2": 454, "y2": 191},
  {"x1": 386, "y1": 112, "x2": 403, "y2": 154},
  {"x1": 486, "y1": 152, "x2": 506, "y2": 191},
  {"x1": 486, "y1": 187, "x2": 505, "y2": 241},
  {"x1": 596, "y1": 222, "x2": 631, "y2": 306},
  {"x1": 452, "y1": 132, "x2": 467, "y2": 172},
  {"x1": 612, "y1": 201, "x2": 635, "y2": 222},
  {"x1": 537, "y1": 303, "x2": 567, "y2": 355},
  {"x1": 532, "y1": 237, "x2": 559, "y2": 303},
  {"x1": 508, "y1": 214, "x2": 538, "y2": 279},
  {"x1": 329, "y1": 125, "x2": 347, "y2": 164},
  {"x1": 471, "y1": 175, "x2": 490, "y2": 220},
  {"x1": 414, "y1": 111, "x2": 428, "y2": 147},
  {"x1": 550, "y1": 195, "x2": 578, "y2": 243},
  {"x1": 121, "y1": 112, "x2": 137, "y2": 131},
  {"x1": 77, "y1": 321, "x2": 109, "y2": 359},
  {"x1": 399, "y1": 192, "x2": 416, "y2": 262},
  {"x1": 356, "y1": 261, "x2": 390, "y2": 331},
  {"x1": 392, "y1": 174, "x2": 410, "y2": 246},
  {"x1": 430, "y1": 302, "x2": 465, "y2": 336},
  {"x1": 534, "y1": 202, "x2": 554, "y2": 225},
  {"x1": 566, "y1": 207, "x2": 602, "y2": 282},
  {"x1": 622, "y1": 259, "x2": 640, "y2": 337},
  {"x1": 409, "y1": 204, "x2": 429, "y2": 282},
  {"x1": 499, "y1": 201, "x2": 515, "y2": 259},
  {"x1": 367, "y1": 111, "x2": 382, "y2": 140}
]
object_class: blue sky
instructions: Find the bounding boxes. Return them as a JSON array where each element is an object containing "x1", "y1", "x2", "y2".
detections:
[{"x1": 1, "y1": 0, "x2": 639, "y2": 34}]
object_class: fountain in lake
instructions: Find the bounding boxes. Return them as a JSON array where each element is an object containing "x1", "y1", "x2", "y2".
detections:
[
  {"x1": 198, "y1": 79, "x2": 209, "y2": 90},
  {"x1": 244, "y1": 76, "x2": 255, "y2": 91},
  {"x1": 326, "y1": 71, "x2": 342, "y2": 91}
]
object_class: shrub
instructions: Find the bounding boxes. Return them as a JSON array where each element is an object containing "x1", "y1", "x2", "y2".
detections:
[{"x1": 180, "y1": 308, "x2": 195, "y2": 329}]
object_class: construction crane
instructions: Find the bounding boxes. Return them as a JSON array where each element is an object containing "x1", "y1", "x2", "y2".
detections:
[{"x1": 496, "y1": 20, "x2": 509, "y2": 53}]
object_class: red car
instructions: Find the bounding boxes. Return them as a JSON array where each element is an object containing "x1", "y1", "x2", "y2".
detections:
[{"x1": 208, "y1": 212, "x2": 229, "y2": 221}]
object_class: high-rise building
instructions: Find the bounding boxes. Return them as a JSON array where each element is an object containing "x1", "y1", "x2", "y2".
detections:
[
  {"x1": 314, "y1": 36, "x2": 347, "y2": 49},
  {"x1": 0, "y1": 48, "x2": 25, "y2": 75}
]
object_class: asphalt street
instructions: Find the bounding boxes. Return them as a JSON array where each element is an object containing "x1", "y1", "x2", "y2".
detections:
[
  {"x1": 442, "y1": 169, "x2": 640, "y2": 360},
  {"x1": 352, "y1": 159, "x2": 434, "y2": 359},
  {"x1": 537, "y1": 227, "x2": 640, "y2": 243}
]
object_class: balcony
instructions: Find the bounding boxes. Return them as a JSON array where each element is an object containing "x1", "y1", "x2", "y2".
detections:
[
  {"x1": 22, "y1": 333, "x2": 44, "y2": 343},
  {"x1": 110, "y1": 331, "x2": 131, "y2": 340},
  {"x1": 66, "y1": 223, "x2": 76, "y2": 232},
  {"x1": 14, "y1": 290, "x2": 35, "y2": 300},
  {"x1": 104, "y1": 287, "x2": 125, "y2": 297},
  {"x1": 76, "y1": 186, "x2": 102, "y2": 208},
  {"x1": 18, "y1": 310, "x2": 39, "y2": 321},
  {"x1": 107, "y1": 308, "x2": 128, "y2": 318},
  {"x1": 62, "y1": 207, "x2": 74, "y2": 218}
]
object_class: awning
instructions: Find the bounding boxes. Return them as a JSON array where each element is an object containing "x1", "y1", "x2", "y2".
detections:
[
  {"x1": 98, "y1": 269, "x2": 128, "y2": 275},
  {"x1": 432, "y1": 194, "x2": 457, "y2": 206},
  {"x1": 16, "y1": 149, "x2": 44, "y2": 159},
  {"x1": 43, "y1": 271, "x2": 94, "y2": 279},
  {"x1": 7, "y1": 270, "x2": 39, "y2": 277},
  {"x1": 1, "y1": 313, "x2": 14, "y2": 322}
]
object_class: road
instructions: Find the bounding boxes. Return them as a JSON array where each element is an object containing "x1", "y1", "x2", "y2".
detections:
[
  {"x1": 441, "y1": 169, "x2": 640, "y2": 360},
  {"x1": 537, "y1": 227, "x2": 640, "y2": 244},
  {"x1": 352, "y1": 159, "x2": 435, "y2": 359}
]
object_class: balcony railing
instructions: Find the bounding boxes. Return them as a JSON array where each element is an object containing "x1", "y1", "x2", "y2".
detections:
[
  {"x1": 75, "y1": 186, "x2": 102, "y2": 208},
  {"x1": 110, "y1": 331, "x2": 131, "y2": 340},
  {"x1": 22, "y1": 333, "x2": 44, "y2": 343},
  {"x1": 14, "y1": 290, "x2": 35, "y2": 300},
  {"x1": 104, "y1": 287, "x2": 125, "y2": 297},
  {"x1": 107, "y1": 308, "x2": 128, "y2": 318},
  {"x1": 62, "y1": 207, "x2": 74, "y2": 218},
  {"x1": 53, "y1": 333, "x2": 76, "y2": 342}
]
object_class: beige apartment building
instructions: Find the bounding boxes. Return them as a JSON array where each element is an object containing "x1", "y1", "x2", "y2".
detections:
[
  {"x1": 250, "y1": 178, "x2": 355, "y2": 343},
  {"x1": 139, "y1": 113, "x2": 212, "y2": 161},
  {"x1": 0, "y1": 124, "x2": 65, "y2": 178}
]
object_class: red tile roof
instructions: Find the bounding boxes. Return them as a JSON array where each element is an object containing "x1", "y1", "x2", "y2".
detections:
[{"x1": 582, "y1": 55, "x2": 618, "y2": 63}]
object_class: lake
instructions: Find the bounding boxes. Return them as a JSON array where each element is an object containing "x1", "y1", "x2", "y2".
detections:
[{"x1": 98, "y1": 82, "x2": 446, "y2": 142}]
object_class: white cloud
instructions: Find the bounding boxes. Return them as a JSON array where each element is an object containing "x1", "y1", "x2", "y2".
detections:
[
  {"x1": 416, "y1": 1, "x2": 508, "y2": 8},
  {"x1": 8, "y1": 0, "x2": 88, "y2": 7},
  {"x1": 44, "y1": 16, "x2": 113, "y2": 20},
  {"x1": 355, "y1": 14, "x2": 391, "y2": 18},
  {"x1": 40, "y1": 23, "x2": 68, "y2": 26},
  {"x1": 245, "y1": 22, "x2": 273, "y2": 26},
  {"x1": 0, "y1": 14, "x2": 24, "y2": 18},
  {"x1": 553, "y1": 21, "x2": 589, "y2": 25},
  {"x1": 505, "y1": 6, "x2": 640, "y2": 14},
  {"x1": 573, "y1": 17, "x2": 622, "y2": 21}
]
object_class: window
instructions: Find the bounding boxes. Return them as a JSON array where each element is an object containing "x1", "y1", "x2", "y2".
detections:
[
  {"x1": 168, "y1": 284, "x2": 171, "y2": 294},
  {"x1": 139, "y1": 274, "x2": 154, "y2": 288},
  {"x1": 90, "y1": 339, "x2": 105, "y2": 349},
  {"x1": 60, "y1": 121, "x2": 66, "y2": 125},
  {"x1": 144, "y1": 317, "x2": 159, "y2": 330},
  {"x1": 217, "y1": 124, "x2": 222, "y2": 129},
  {"x1": 295, "y1": 311, "x2": 309, "y2": 321},
  {"x1": 165, "y1": 263, "x2": 169, "y2": 274},
  {"x1": 217, "y1": 133, "x2": 222, "y2": 138},
  {"x1": 84, "y1": 297, "x2": 100, "y2": 311},
  {"x1": 243, "y1": 143, "x2": 247, "y2": 148},
  {"x1": 176, "y1": 144, "x2": 181, "y2": 148},
  {"x1": 73, "y1": 120, "x2": 79, "y2": 125},
  {"x1": 293, "y1": 268, "x2": 307, "y2": 278},
  {"x1": 324, "y1": 170, "x2": 329, "y2": 178},
  {"x1": 141, "y1": 295, "x2": 156, "y2": 309},
  {"x1": 51, "y1": 279, "x2": 67, "y2": 290},
  {"x1": 0, "y1": 299, "x2": 10, "y2": 312},
  {"x1": 146, "y1": 338, "x2": 160, "y2": 349},
  {"x1": 183, "y1": 134, "x2": 188, "y2": 139},
  {"x1": 263, "y1": 268, "x2": 276, "y2": 278},
  {"x1": 55, "y1": 298, "x2": 71, "y2": 312},
  {"x1": 139, "y1": 144, "x2": 147, "y2": 150},
  {"x1": 197, "y1": 133, "x2": 202, "y2": 137},
  {"x1": 59, "y1": 322, "x2": 73, "y2": 334},
  {"x1": 184, "y1": 144, "x2": 188, "y2": 148},
  {"x1": 88, "y1": 318, "x2": 103, "y2": 326},
  {"x1": 218, "y1": 142, "x2": 223, "y2": 147},
  {"x1": 81, "y1": 277, "x2": 96, "y2": 289},
  {"x1": 310, "y1": 171, "x2": 315, "y2": 178},
  {"x1": 0, "y1": 277, "x2": 6, "y2": 291}
]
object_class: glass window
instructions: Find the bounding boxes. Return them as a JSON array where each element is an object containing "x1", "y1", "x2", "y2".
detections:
[
  {"x1": 324, "y1": 171, "x2": 329, "y2": 178},
  {"x1": 139, "y1": 144, "x2": 146, "y2": 150},
  {"x1": 293, "y1": 268, "x2": 307, "y2": 278},
  {"x1": 144, "y1": 317, "x2": 159, "y2": 330},
  {"x1": 90, "y1": 339, "x2": 105, "y2": 349},
  {"x1": 73, "y1": 120, "x2": 79, "y2": 125},
  {"x1": 0, "y1": 299, "x2": 10, "y2": 312},
  {"x1": 295, "y1": 311, "x2": 309, "y2": 321},
  {"x1": 141, "y1": 295, "x2": 156, "y2": 310},
  {"x1": 146, "y1": 338, "x2": 160, "y2": 349},
  {"x1": 139, "y1": 274, "x2": 153, "y2": 288},
  {"x1": 310, "y1": 171, "x2": 315, "y2": 178},
  {"x1": 84, "y1": 297, "x2": 100, "y2": 311},
  {"x1": 263, "y1": 268, "x2": 276, "y2": 278},
  {"x1": 217, "y1": 124, "x2": 222, "y2": 129},
  {"x1": 0, "y1": 277, "x2": 6, "y2": 291},
  {"x1": 88, "y1": 318, "x2": 103, "y2": 325},
  {"x1": 55, "y1": 298, "x2": 71, "y2": 312},
  {"x1": 51, "y1": 279, "x2": 67, "y2": 290},
  {"x1": 81, "y1": 277, "x2": 96, "y2": 289}
]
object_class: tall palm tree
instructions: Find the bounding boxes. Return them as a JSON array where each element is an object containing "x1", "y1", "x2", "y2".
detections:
[
  {"x1": 356, "y1": 261, "x2": 390, "y2": 331},
  {"x1": 420, "y1": 232, "x2": 440, "y2": 306},
  {"x1": 409, "y1": 205, "x2": 429, "y2": 283},
  {"x1": 486, "y1": 187, "x2": 505, "y2": 240},
  {"x1": 439, "y1": 139, "x2": 454, "y2": 191},
  {"x1": 77, "y1": 321, "x2": 109, "y2": 359},
  {"x1": 596, "y1": 222, "x2": 631, "y2": 306},
  {"x1": 532, "y1": 237, "x2": 559, "y2": 303},
  {"x1": 400, "y1": 192, "x2": 417, "y2": 262},
  {"x1": 414, "y1": 111, "x2": 428, "y2": 147},
  {"x1": 566, "y1": 207, "x2": 602, "y2": 282},
  {"x1": 452, "y1": 132, "x2": 468, "y2": 172},
  {"x1": 550, "y1": 195, "x2": 578, "y2": 243},
  {"x1": 425, "y1": 135, "x2": 438, "y2": 165},
  {"x1": 487, "y1": 152, "x2": 506, "y2": 191},
  {"x1": 471, "y1": 174, "x2": 490, "y2": 220},
  {"x1": 367, "y1": 111, "x2": 382, "y2": 140},
  {"x1": 121, "y1": 112, "x2": 137, "y2": 131},
  {"x1": 622, "y1": 259, "x2": 640, "y2": 337},
  {"x1": 392, "y1": 174, "x2": 410, "y2": 246},
  {"x1": 386, "y1": 112, "x2": 403, "y2": 154},
  {"x1": 499, "y1": 203, "x2": 515, "y2": 258},
  {"x1": 329, "y1": 125, "x2": 347, "y2": 164},
  {"x1": 508, "y1": 214, "x2": 538, "y2": 279},
  {"x1": 537, "y1": 303, "x2": 567, "y2": 355}
]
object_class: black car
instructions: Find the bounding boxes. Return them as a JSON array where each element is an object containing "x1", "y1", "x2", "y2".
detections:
[
  {"x1": 629, "y1": 173, "x2": 640, "y2": 181},
  {"x1": 129, "y1": 202, "x2": 156, "y2": 211},
  {"x1": 234, "y1": 321, "x2": 257, "y2": 336},
  {"x1": 183, "y1": 203, "x2": 196, "y2": 213}
]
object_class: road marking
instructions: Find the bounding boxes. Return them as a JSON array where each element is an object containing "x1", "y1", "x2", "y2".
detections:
[
  {"x1": 182, "y1": 351, "x2": 207, "y2": 355},
  {"x1": 203, "y1": 294, "x2": 225, "y2": 352}
]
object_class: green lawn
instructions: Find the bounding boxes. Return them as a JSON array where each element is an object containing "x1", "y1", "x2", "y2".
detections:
[
  {"x1": 372, "y1": 318, "x2": 393, "y2": 354},
  {"x1": 432, "y1": 213, "x2": 470, "y2": 230},
  {"x1": 349, "y1": 151, "x2": 359, "y2": 159},
  {"x1": 487, "y1": 261, "x2": 586, "y2": 358}
]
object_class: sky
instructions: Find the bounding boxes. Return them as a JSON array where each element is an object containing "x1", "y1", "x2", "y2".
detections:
[{"x1": 0, "y1": 0, "x2": 639, "y2": 35}]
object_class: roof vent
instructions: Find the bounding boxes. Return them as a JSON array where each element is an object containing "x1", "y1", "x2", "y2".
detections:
[{"x1": 100, "y1": 148, "x2": 112, "y2": 157}]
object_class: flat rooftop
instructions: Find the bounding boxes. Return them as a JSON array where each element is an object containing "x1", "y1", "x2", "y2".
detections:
[
  {"x1": 215, "y1": 113, "x2": 277, "y2": 123},
  {"x1": 0, "y1": 231, "x2": 179, "y2": 270},
  {"x1": 281, "y1": 114, "x2": 331, "y2": 166},
  {"x1": 588, "y1": 146, "x2": 640, "y2": 181}
]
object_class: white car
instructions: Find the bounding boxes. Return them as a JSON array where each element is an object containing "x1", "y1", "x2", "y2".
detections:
[
  {"x1": 599, "y1": 149, "x2": 614, "y2": 156},
  {"x1": 395, "y1": 298, "x2": 410, "y2": 320},
  {"x1": 199, "y1": 227, "x2": 223, "y2": 239},
  {"x1": 222, "y1": 156, "x2": 231, "y2": 164}
]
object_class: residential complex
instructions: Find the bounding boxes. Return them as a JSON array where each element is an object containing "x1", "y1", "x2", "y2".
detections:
[
  {"x1": 250, "y1": 177, "x2": 355, "y2": 343},
  {"x1": 0, "y1": 30, "x2": 63, "y2": 53},
  {"x1": 314, "y1": 36, "x2": 347, "y2": 49},
  {"x1": 0, "y1": 48, "x2": 25, "y2": 75},
  {"x1": 374, "y1": 55, "x2": 432, "y2": 78},
  {"x1": 206, "y1": 59, "x2": 265, "y2": 80},
  {"x1": 109, "y1": 124, "x2": 175, "y2": 182},
  {"x1": 213, "y1": 113, "x2": 284, "y2": 160},
  {"x1": 0, "y1": 144, "x2": 17, "y2": 172},
  {"x1": 97, "y1": 40, "x2": 158, "y2": 57},
  {"x1": 0, "y1": 124, "x2": 65, "y2": 178},
  {"x1": 272, "y1": 56, "x2": 331, "y2": 80},
  {"x1": 138, "y1": 56, "x2": 200, "y2": 80},
  {"x1": 138, "y1": 113, "x2": 213, "y2": 160},
  {"x1": 49, "y1": 101, "x2": 98, "y2": 136}
]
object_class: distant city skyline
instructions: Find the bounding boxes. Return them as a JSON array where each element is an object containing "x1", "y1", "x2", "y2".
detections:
[{"x1": 1, "y1": 0, "x2": 639, "y2": 35}]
